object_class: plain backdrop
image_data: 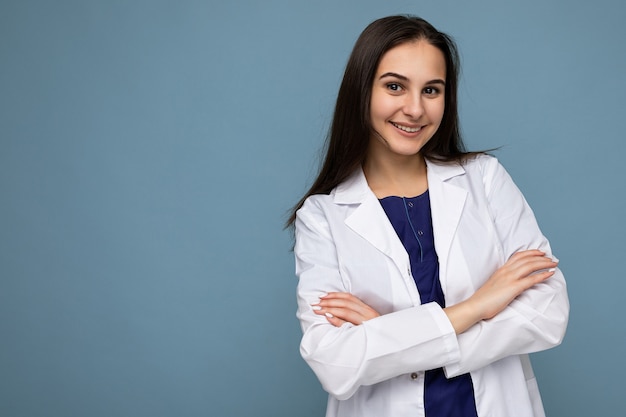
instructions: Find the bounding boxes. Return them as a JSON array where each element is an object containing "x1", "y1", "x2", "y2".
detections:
[{"x1": 1, "y1": 0, "x2": 625, "y2": 416}]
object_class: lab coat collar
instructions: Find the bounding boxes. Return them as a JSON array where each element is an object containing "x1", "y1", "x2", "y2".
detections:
[
  {"x1": 331, "y1": 169, "x2": 370, "y2": 204},
  {"x1": 331, "y1": 158, "x2": 467, "y2": 205},
  {"x1": 330, "y1": 159, "x2": 468, "y2": 295},
  {"x1": 425, "y1": 158, "x2": 466, "y2": 182}
]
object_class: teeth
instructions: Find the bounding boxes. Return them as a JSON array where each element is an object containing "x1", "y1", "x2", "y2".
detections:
[{"x1": 392, "y1": 122, "x2": 421, "y2": 133}]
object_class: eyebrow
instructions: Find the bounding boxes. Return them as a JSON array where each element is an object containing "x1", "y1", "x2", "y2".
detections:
[{"x1": 379, "y1": 72, "x2": 446, "y2": 85}]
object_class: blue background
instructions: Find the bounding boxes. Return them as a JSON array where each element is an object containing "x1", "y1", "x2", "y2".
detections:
[{"x1": 1, "y1": 0, "x2": 624, "y2": 416}]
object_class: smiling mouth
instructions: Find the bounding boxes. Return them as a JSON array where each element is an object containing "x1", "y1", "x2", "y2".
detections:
[{"x1": 391, "y1": 122, "x2": 422, "y2": 133}]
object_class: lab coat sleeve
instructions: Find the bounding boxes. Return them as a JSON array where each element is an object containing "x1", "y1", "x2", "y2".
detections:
[
  {"x1": 444, "y1": 156, "x2": 569, "y2": 378},
  {"x1": 295, "y1": 197, "x2": 460, "y2": 400}
]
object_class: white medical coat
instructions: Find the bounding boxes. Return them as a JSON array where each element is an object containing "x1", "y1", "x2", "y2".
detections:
[{"x1": 294, "y1": 155, "x2": 569, "y2": 417}]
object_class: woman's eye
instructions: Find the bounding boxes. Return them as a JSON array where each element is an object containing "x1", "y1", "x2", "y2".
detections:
[
  {"x1": 423, "y1": 86, "x2": 440, "y2": 95},
  {"x1": 386, "y1": 83, "x2": 402, "y2": 92}
]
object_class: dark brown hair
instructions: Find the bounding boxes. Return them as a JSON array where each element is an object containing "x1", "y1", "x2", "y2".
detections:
[{"x1": 287, "y1": 15, "x2": 478, "y2": 227}]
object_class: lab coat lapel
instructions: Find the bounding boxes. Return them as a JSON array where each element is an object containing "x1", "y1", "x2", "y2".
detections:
[
  {"x1": 334, "y1": 170, "x2": 410, "y2": 274},
  {"x1": 333, "y1": 164, "x2": 469, "y2": 303},
  {"x1": 426, "y1": 159, "x2": 468, "y2": 279}
]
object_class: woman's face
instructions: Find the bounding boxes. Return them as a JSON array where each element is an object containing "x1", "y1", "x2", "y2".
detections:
[{"x1": 368, "y1": 40, "x2": 446, "y2": 160}]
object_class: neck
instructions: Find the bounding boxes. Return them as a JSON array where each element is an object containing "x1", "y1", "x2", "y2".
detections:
[{"x1": 362, "y1": 152, "x2": 428, "y2": 198}]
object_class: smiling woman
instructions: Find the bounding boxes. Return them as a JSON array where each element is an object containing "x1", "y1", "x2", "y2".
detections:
[
  {"x1": 366, "y1": 40, "x2": 447, "y2": 198},
  {"x1": 287, "y1": 15, "x2": 569, "y2": 417}
]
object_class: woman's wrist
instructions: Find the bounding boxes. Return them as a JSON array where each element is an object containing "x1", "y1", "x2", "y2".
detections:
[{"x1": 444, "y1": 299, "x2": 483, "y2": 335}]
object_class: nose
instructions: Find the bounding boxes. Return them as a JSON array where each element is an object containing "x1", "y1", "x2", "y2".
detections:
[{"x1": 403, "y1": 93, "x2": 424, "y2": 119}]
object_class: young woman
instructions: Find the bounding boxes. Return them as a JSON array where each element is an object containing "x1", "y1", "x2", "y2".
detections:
[{"x1": 288, "y1": 15, "x2": 569, "y2": 417}]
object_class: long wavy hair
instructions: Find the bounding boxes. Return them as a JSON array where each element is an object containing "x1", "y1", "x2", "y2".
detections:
[{"x1": 287, "y1": 15, "x2": 479, "y2": 227}]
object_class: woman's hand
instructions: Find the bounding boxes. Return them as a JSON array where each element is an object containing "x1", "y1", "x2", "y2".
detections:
[
  {"x1": 445, "y1": 249, "x2": 558, "y2": 334},
  {"x1": 312, "y1": 292, "x2": 381, "y2": 327},
  {"x1": 475, "y1": 249, "x2": 558, "y2": 319}
]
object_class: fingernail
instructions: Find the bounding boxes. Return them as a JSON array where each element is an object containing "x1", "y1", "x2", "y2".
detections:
[
  {"x1": 548, "y1": 268, "x2": 556, "y2": 272},
  {"x1": 311, "y1": 305, "x2": 322, "y2": 311},
  {"x1": 325, "y1": 312, "x2": 334, "y2": 318}
]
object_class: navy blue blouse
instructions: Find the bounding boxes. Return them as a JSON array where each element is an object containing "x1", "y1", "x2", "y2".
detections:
[{"x1": 379, "y1": 191, "x2": 478, "y2": 417}]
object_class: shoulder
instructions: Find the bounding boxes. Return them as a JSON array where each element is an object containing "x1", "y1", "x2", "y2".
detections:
[
  {"x1": 459, "y1": 154, "x2": 512, "y2": 188},
  {"x1": 294, "y1": 193, "x2": 336, "y2": 242},
  {"x1": 296, "y1": 193, "x2": 334, "y2": 221}
]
